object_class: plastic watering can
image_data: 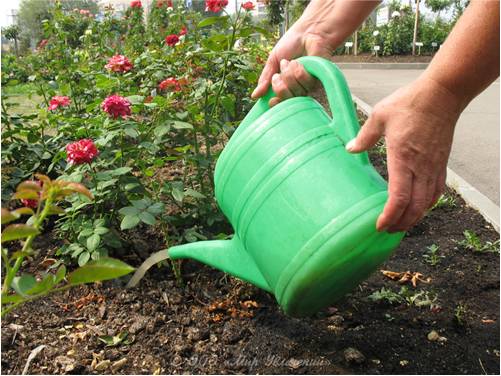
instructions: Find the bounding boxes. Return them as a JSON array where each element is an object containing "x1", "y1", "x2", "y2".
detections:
[{"x1": 129, "y1": 56, "x2": 405, "y2": 317}]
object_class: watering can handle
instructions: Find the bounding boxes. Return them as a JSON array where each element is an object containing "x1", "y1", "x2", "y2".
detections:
[{"x1": 244, "y1": 56, "x2": 369, "y2": 165}]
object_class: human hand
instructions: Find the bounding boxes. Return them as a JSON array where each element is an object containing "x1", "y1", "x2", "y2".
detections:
[
  {"x1": 346, "y1": 77, "x2": 464, "y2": 233},
  {"x1": 251, "y1": 27, "x2": 333, "y2": 107}
]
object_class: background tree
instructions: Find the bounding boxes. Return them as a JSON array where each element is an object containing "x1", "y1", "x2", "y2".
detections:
[
  {"x1": 2, "y1": 25, "x2": 21, "y2": 55},
  {"x1": 17, "y1": 0, "x2": 98, "y2": 51}
]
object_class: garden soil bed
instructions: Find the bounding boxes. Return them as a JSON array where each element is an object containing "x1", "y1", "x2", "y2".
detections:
[{"x1": 2, "y1": 93, "x2": 499, "y2": 375}]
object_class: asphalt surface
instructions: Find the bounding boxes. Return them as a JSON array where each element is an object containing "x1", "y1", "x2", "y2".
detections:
[{"x1": 341, "y1": 68, "x2": 500, "y2": 205}]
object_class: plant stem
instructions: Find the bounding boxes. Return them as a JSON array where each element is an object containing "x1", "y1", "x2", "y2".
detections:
[{"x1": 2, "y1": 192, "x2": 54, "y2": 294}]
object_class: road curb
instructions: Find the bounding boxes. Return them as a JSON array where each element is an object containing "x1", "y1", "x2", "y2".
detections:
[
  {"x1": 352, "y1": 94, "x2": 500, "y2": 232},
  {"x1": 336, "y1": 62, "x2": 429, "y2": 70}
]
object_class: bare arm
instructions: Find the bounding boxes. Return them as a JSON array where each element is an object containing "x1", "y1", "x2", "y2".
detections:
[
  {"x1": 252, "y1": 0, "x2": 379, "y2": 103},
  {"x1": 347, "y1": 0, "x2": 500, "y2": 232},
  {"x1": 422, "y1": 0, "x2": 500, "y2": 111}
]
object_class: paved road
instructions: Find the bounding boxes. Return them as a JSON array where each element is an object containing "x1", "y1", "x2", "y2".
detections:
[{"x1": 342, "y1": 69, "x2": 500, "y2": 205}]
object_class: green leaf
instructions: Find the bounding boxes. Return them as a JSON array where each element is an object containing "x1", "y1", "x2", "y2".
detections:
[
  {"x1": 197, "y1": 16, "x2": 228, "y2": 28},
  {"x1": 1, "y1": 293, "x2": 23, "y2": 304},
  {"x1": 185, "y1": 188, "x2": 206, "y2": 199},
  {"x1": 1, "y1": 208, "x2": 18, "y2": 225},
  {"x1": 125, "y1": 95, "x2": 145, "y2": 105},
  {"x1": 171, "y1": 121, "x2": 193, "y2": 130},
  {"x1": 86, "y1": 234, "x2": 101, "y2": 251},
  {"x1": 147, "y1": 202, "x2": 164, "y2": 215},
  {"x1": 139, "y1": 211, "x2": 156, "y2": 226},
  {"x1": 2, "y1": 224, "x2": 40, "y2": 243},
  {"x1": 131, "y1": 199, "x2": 149, "y2": 210},
  {"x1": 11, "y1": 274, "x2": 36, "y2": 296},
  {"x1": 154, "y1": 125, "x2": 170, "y2": 139},
  {"x1": 55, "y1": 265, "x2": 66, "y2": 284},
  {"x1": 172, "y1": 187, "x2": 184, "y2": 202},
  {"x1": 78, "y1": 251, "x2": 91, "y2": 266},
  {"x1": 94, "y1": 227, "x2": 109, "y2": 235},
  {"x1": 111, "y1": 167, "x2": 132, "y2": 176},
  {"x1": 68, "y1": 257, "x2": 135, "y2": 285},
  {"x1": 119, "y1": 206, "x2": 140, "y2": 216},
  {"x1": 120, "y1": 215, "x2": 140, "y2": 230}
]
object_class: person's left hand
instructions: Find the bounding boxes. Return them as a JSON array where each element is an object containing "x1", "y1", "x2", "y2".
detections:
[{"x1": 346, "y1": 76, "x2": 464, "y2": 232}]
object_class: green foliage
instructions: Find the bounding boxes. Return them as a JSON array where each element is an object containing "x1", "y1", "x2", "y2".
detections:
[
  {"x1": 265, "y1": 0, "x2": 286, "y2": 26},
  {"x1": 454, "y1": 303, "x2": 467, "y2": 326},
  {"x1": 423, "y1": 244, "x2": 445, "y2": 266},
  {"x1": 457, "y1": 230, "x2": 499, "y2": 253},
  {"x1": 369, "y1": 286, "x2": 440, "y2": 310},
  {"x1": 2, "y1": 2, "x2": 268, "y2": 271},
  {"x1": 432, "y1": 193, "x2": 456, "y2": 210},
  {"x1": 1, "y1": 175, "x2": 134, "y2": 317}
]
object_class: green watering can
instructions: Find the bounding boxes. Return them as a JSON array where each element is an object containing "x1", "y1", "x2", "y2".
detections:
[{"x1": 129, "y1": 56, "x2": 404, "y2": 317}]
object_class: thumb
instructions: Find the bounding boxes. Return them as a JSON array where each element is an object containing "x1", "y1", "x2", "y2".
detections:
[{"x1": 345, "y1": 114, "x2": 384, "y2": 153}]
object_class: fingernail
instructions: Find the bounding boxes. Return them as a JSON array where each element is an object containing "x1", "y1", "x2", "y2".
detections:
[
  {"x1": 272, "y1": 73, "x2": 280, "y2": 83},
  {"x1": 345, "y1": 139, "x2": 356, "y2": 152},
  {"x1": 251, "y1": 88, "x2": 257, "y2": 98}
]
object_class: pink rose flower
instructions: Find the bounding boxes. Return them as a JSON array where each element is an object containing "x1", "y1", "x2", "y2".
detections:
[
  {"x1": 66, "y1": 139, "x2": 99, "y2": 165},
  {"x1": 48, "y1": 96, "x2": 71, "y2": 111},
  {"x1": 101, "y1": 95, "x2": 132, "y2": 119}
]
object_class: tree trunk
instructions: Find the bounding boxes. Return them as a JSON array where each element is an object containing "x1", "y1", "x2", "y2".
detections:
[
  {"x1": 14, "y1": 38, "x2": 18, "y2": 56},
  {"x1": 412, "y1": 0, "x2": 420, "y2": 56},
  {"x1": 354, "y1": 30, "x2": 358, "y2": 56}
]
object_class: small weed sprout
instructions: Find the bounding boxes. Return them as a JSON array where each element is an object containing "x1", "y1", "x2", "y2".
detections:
[
  {"x1": 423, "y1": 244, "x2": 445, "y2": 266},
  {"x1": 432, "y1": 193, "x2": 457, "y2": 210},
  {"x1": 458, "y1": 230, "x2": 500, "y2": 253},
  {"x1": 368, "y1": 287, "x2": 403, "y2": 304},
  {"x1": 454, "y1": 303, "x2": 468, "y2": 326},
  {"x1": 369, "y1": 287, "x2": 440, "y2": 311}
]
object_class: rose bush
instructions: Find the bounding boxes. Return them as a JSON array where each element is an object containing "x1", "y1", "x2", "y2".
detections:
[{"x1": 1, "y1": 0, "x2": 269, "y2": 267}]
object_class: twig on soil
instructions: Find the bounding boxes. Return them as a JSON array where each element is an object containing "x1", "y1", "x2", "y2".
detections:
[
  {"x1": 22, "y1": 345, "x2": 46, "y2": 375},
  {"x1": 479, "y1": 358, "x2": 487, "y2": 375}
]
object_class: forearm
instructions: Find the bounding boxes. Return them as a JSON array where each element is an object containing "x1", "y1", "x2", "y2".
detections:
[
  {"x1": 292, "y1": 0, "x2": 380, "y2": 50},
  {"x1": 422, "y1": 0, "x2": 500, "y2": 112}
]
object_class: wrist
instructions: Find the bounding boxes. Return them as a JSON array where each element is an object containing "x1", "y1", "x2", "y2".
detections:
[{"x1": 412, "y1": 75, "x2": 465, "y2": 124}]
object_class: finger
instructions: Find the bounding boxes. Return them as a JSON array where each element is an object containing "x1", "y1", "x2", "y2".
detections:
[
  {"x1": 376, "y1": 156, "x2": 413, "y2": 232},
  {"x1": 279, "y1": 59, "x2": 311, "y2": 97},
  {"x1": 429, "y1": 169, "x2": 447, "y2": 209},
  {"x1": 389, "y1": 176, "x2": 434, "y2": 232},
  {"x1": 346, "y1": 113, "x2": 384, "y2": 153},
  {"x1": 252, "y1": 53, "x2": 279, "y2": 99},
  {"x1": 271, "y1": 73, "x2": 294, "y2": 102},
  {"x1": 291, "y1": 60, "x2": 318, "y2": 92}
]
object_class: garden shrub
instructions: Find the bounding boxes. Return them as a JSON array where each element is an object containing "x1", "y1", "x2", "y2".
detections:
[{"x1": 1, "y1": 0, "x2": 269, "y2": 267}]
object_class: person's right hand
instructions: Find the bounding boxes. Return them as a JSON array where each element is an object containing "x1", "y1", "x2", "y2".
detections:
[{"x1": 251, "y1": 27, "x2": 334, "y2": 107}]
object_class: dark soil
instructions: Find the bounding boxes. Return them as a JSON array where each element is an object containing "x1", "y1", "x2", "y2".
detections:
[
  {"x1": 332, "y1": 53, "x2": 433, "y2": 63},
  {"x1": 2, "y1": 95, "x2": 499, "y2": 375}
]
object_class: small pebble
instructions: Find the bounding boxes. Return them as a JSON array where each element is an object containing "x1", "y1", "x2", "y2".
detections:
[
  {"x1": 400, "y1": 360, "x2": 409, "y2": 367},
  {"x1": 427, "y1": 330, "x2": 447, "y2": 342}
]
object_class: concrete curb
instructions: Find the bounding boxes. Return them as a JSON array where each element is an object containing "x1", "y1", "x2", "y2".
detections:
[
  {"x1": 336, "y1": 62, "x2": 429, "y2": 70},
  {"x1": 352, "y1": 94, "x2": 500, "y2": 232}
]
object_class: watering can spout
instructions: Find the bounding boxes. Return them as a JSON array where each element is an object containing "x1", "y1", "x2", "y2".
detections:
[{"x1": 169, "y1": 236, "x2": 272, "y2": 292}]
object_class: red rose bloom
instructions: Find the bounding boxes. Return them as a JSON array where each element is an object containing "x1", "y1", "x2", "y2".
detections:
[
  {"x1": 130, "y1": 0, "x2": 142, "y2": 8},
  {"x1": 179, "y1": 26, "x2": 187, "y2": 36},
  {"x1": 66, "y1": 139, "x2": 99, "y2": 165},
  {"x1": 48, "y1": 96, "x2": 71, "y2": 111},
  {"x1": 165, "y1": 34, "x2": 179, "y2": 47},
  {"x1": 157, "y1": 0, "x2": 173, "y2": 7},
  {"x1": 205, "y1": 0, "x2": 228, "y2": 12},
  {"x1": 105, "y1": 55, "x2": 133, "y2": 73},
  {"x1": 101, "y1": 95, "x2": 132, "y2": 119},
  {"x1": 242, "y1": 1, "x2": 254, "y2": 11},
  {"x1": 79, "y1": 9, "x2": 91, "y2": 16},
  {"x1": 158, "y1": 77, "x2": 182, "y2": 92}
]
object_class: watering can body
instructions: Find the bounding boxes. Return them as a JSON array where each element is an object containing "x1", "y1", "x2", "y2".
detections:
[{"x1": 169, "y1": 56, "x2": 404, "y2": 317}]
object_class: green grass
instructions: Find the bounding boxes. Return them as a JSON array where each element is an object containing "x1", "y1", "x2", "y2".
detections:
[{"x1": 2, "y1": 83, "x2": 44, "y2": 115}]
